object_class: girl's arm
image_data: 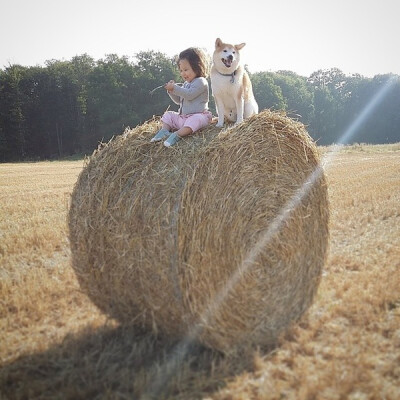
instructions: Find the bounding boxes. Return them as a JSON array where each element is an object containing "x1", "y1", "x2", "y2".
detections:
[
  {"x1": 167, "y1": 91, "x2": 181, "y2": 105},
  {"x1": 165, "y1": 80, "x2": 181, "y2": 105},
  {"x1": 171, "y1": 78, "x2": 207, "y2": 101}
]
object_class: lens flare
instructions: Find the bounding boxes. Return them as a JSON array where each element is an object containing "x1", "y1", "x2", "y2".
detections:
[{"x1": 140, "y1": 75, "x2": 398, "y2": 399}]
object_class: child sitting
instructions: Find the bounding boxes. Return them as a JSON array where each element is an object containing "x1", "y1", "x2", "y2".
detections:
[{"x1": 151, "y1": 47, "x2": 212, "y2": 147}]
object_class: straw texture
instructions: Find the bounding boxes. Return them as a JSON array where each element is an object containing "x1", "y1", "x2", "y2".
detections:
[{"x1": 68, "y1": 110, "x2": 329, "y2": 352}]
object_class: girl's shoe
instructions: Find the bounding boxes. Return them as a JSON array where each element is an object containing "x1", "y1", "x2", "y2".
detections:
[
  {"x1": 150, "y1": 128, "x2": 170, "y2": 142},
  {"x1": 163, "y1": 132, "x2": 181, "y2": 147}
]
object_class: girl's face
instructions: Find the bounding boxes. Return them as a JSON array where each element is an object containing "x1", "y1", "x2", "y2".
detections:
[{"x1": 178, "y1": 59, "x2": 197, "y2": 82}]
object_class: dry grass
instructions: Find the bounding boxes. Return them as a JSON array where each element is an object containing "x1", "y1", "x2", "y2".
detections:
[
  {"x1": 1, "y1": 143, "x2": 399, "y2": 399},
  {"x1": 0, "y1": 162, "x2": 107, "y2": 363},
  {"x1": 68, "y1": 111, "x2": 329, "y2": 353}
]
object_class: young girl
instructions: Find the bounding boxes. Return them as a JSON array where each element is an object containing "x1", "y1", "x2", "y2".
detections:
[{"x1": 150, "y1": 47, "x2": 212, "y2": 147}]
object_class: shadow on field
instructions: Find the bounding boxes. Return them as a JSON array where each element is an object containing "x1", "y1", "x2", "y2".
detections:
[{"x1": 0, "y1": 324, "x2": 261, "y2": 400}]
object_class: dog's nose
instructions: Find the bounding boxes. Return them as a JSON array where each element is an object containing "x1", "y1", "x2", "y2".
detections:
[{"x1": 228, "y1": 54, "x2": 233, "y2": 60}]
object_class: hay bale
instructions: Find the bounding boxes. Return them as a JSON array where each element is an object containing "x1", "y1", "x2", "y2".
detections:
[{"x1": 68, "y1": 109, "x2": 329, "y2": 352}]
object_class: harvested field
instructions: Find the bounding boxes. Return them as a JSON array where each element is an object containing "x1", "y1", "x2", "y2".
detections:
[{"x1": 1, "y1": 142, "x2": 399, "y2": 399}]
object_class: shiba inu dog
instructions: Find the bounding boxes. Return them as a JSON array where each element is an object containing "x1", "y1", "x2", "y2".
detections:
[{"x1": 210, "y1": 38, "x2": 258, "y2": 127}]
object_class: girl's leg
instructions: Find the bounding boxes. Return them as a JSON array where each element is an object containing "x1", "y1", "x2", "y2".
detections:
[
  {"x1": 185, "y1": 113, "x2": 212, "y2": 133},
  {"x1": 161, "y1": 112, "x2": 181, "y2": 130},
  {"x1": 175, "y1": 126, "x2": 193, "y2": 137},
  {"x1": 150, "y1": 126, "x2": 170, "y2": 142},
  {"x1": 163, "y1": 126, "x2": 192, "y2": 147},
  {"x1": 163, "y1": 113, "x2": 211, "y2": 147},
  {"x1": 151, "y1": 113, "x2": 174, "y2": 142}
]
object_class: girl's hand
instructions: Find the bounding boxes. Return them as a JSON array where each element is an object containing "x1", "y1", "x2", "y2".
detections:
[{"x1": 165, "y1": 80, "x2": 175, "y2": 92}]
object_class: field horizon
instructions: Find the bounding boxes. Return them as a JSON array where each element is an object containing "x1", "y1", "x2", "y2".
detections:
[{"x1": 1, "y1": 143, "x2": 399, "y2": 399}]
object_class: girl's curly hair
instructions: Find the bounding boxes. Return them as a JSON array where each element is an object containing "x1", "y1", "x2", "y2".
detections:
[{"x1": 178, "y1": 47, "x2": 210, "y2": 78}]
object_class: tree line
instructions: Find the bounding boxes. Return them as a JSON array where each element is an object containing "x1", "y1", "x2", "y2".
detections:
[{"x1": 0, "y1": 52, "x2": 399, "y2": 161}]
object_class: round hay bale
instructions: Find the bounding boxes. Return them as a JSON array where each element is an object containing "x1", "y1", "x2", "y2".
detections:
[{"x1": 68, "y1": 109, "x2": 329, "y2": 353}]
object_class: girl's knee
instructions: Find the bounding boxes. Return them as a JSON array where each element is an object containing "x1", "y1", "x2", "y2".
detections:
[
  {"x1": 185, "y1": 115, "x2": 211, "y2": 133},
  {"x1": 177, "y1": 126, "x2": 193, "y2": 137}
]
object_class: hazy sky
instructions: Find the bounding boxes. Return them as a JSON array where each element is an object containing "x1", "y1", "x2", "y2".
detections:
[{"x1": 1, "y1": 0, "x2": 398, "y2": 77}]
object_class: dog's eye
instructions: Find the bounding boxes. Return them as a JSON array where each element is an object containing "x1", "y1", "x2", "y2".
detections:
[
  {"x1": 233, "y1": 51, "x2": 236, "y2": 54},
  {"x1": 223, "y1": 50, "x2": 227, "y2": 52}
]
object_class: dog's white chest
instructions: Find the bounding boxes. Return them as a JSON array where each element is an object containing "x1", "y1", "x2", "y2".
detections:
[{"x1": 211, "y1": 75, "x2": 240, "y2": 105}]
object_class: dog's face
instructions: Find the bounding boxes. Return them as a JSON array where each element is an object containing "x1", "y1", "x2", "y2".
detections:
[{"x1": 213, "y1": 38, "x2": 245, "y2": 71}]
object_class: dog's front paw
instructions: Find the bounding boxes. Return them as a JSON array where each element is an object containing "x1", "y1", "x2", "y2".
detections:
[{"x1": 215, "y1": 122, "x2": 224, "y2": 128}]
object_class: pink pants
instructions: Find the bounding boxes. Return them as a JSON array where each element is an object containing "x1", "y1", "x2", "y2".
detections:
[{"x1": 161, "y1": 111, "x2": 212, "y2": 133}]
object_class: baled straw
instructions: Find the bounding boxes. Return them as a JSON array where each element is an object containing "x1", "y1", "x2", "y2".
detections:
[{"x1": 68, "y1": 110, "x2": 329, "y2": 352}]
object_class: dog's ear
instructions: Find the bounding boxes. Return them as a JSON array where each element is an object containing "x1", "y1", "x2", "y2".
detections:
[
  {"x1": 215, "y1": 38, "x2": 223, "y2": 48},
  {"x1": 235, "y1": 43, "x2": 246, "y2": 50}
]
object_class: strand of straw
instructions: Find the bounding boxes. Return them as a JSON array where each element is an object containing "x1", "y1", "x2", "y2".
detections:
[{"x1": 149, "y1": 82, "x2": 184, "y2": 95}]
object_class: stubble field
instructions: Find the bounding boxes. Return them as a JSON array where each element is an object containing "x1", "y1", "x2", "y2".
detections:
[{"x1": 0, "y1": 143, "x2": 399, "y2": 399}]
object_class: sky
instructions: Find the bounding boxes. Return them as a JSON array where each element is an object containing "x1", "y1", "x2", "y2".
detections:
[{"x1": 1, "y1": 0, "x2": 398, "y2": 78}]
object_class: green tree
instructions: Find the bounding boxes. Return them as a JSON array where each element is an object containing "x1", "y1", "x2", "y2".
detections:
[
  {"x1": 1, "y1": 52, "x2": 398, "y2": 161},
  {"x1": 32, "y1": 59, "x2": 82, "y2": 157},
  {"x1": 85, "y1": 54, "x2": 139, "y2": 148},
  {"x1": 0, "y1": 65, "x2": 27, "y2": 161},
  {"x1": 69, "y1": 54, "x2": 95, "y2": 152},
  {"x1": 251, "y1": 71, "x2": 286, "y2": 111},
  {"x1": 271, "y1": 71, "x2": 315, "y2": 126},
  {"x1": 307, "y1": 68, "x2": 349, "y2": 143},
  {"x1": 132, "y1": 50, "x2": 180, "y2": 120},
  {"x1": 18, "y1": 66, "x2": 47, "y2": 159},
  {"x1": 342, "y1": 74, "x2": 400, "y2": 144}
]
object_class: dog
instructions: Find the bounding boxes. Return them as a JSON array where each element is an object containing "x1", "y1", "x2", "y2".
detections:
[{"x1": 210, "y1": 38, "x2": 258, "y2": 127}]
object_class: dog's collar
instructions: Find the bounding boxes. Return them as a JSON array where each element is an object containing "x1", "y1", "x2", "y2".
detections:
[{"x1": 218, "y1": 69, "x2": 237, "y2": 83}]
